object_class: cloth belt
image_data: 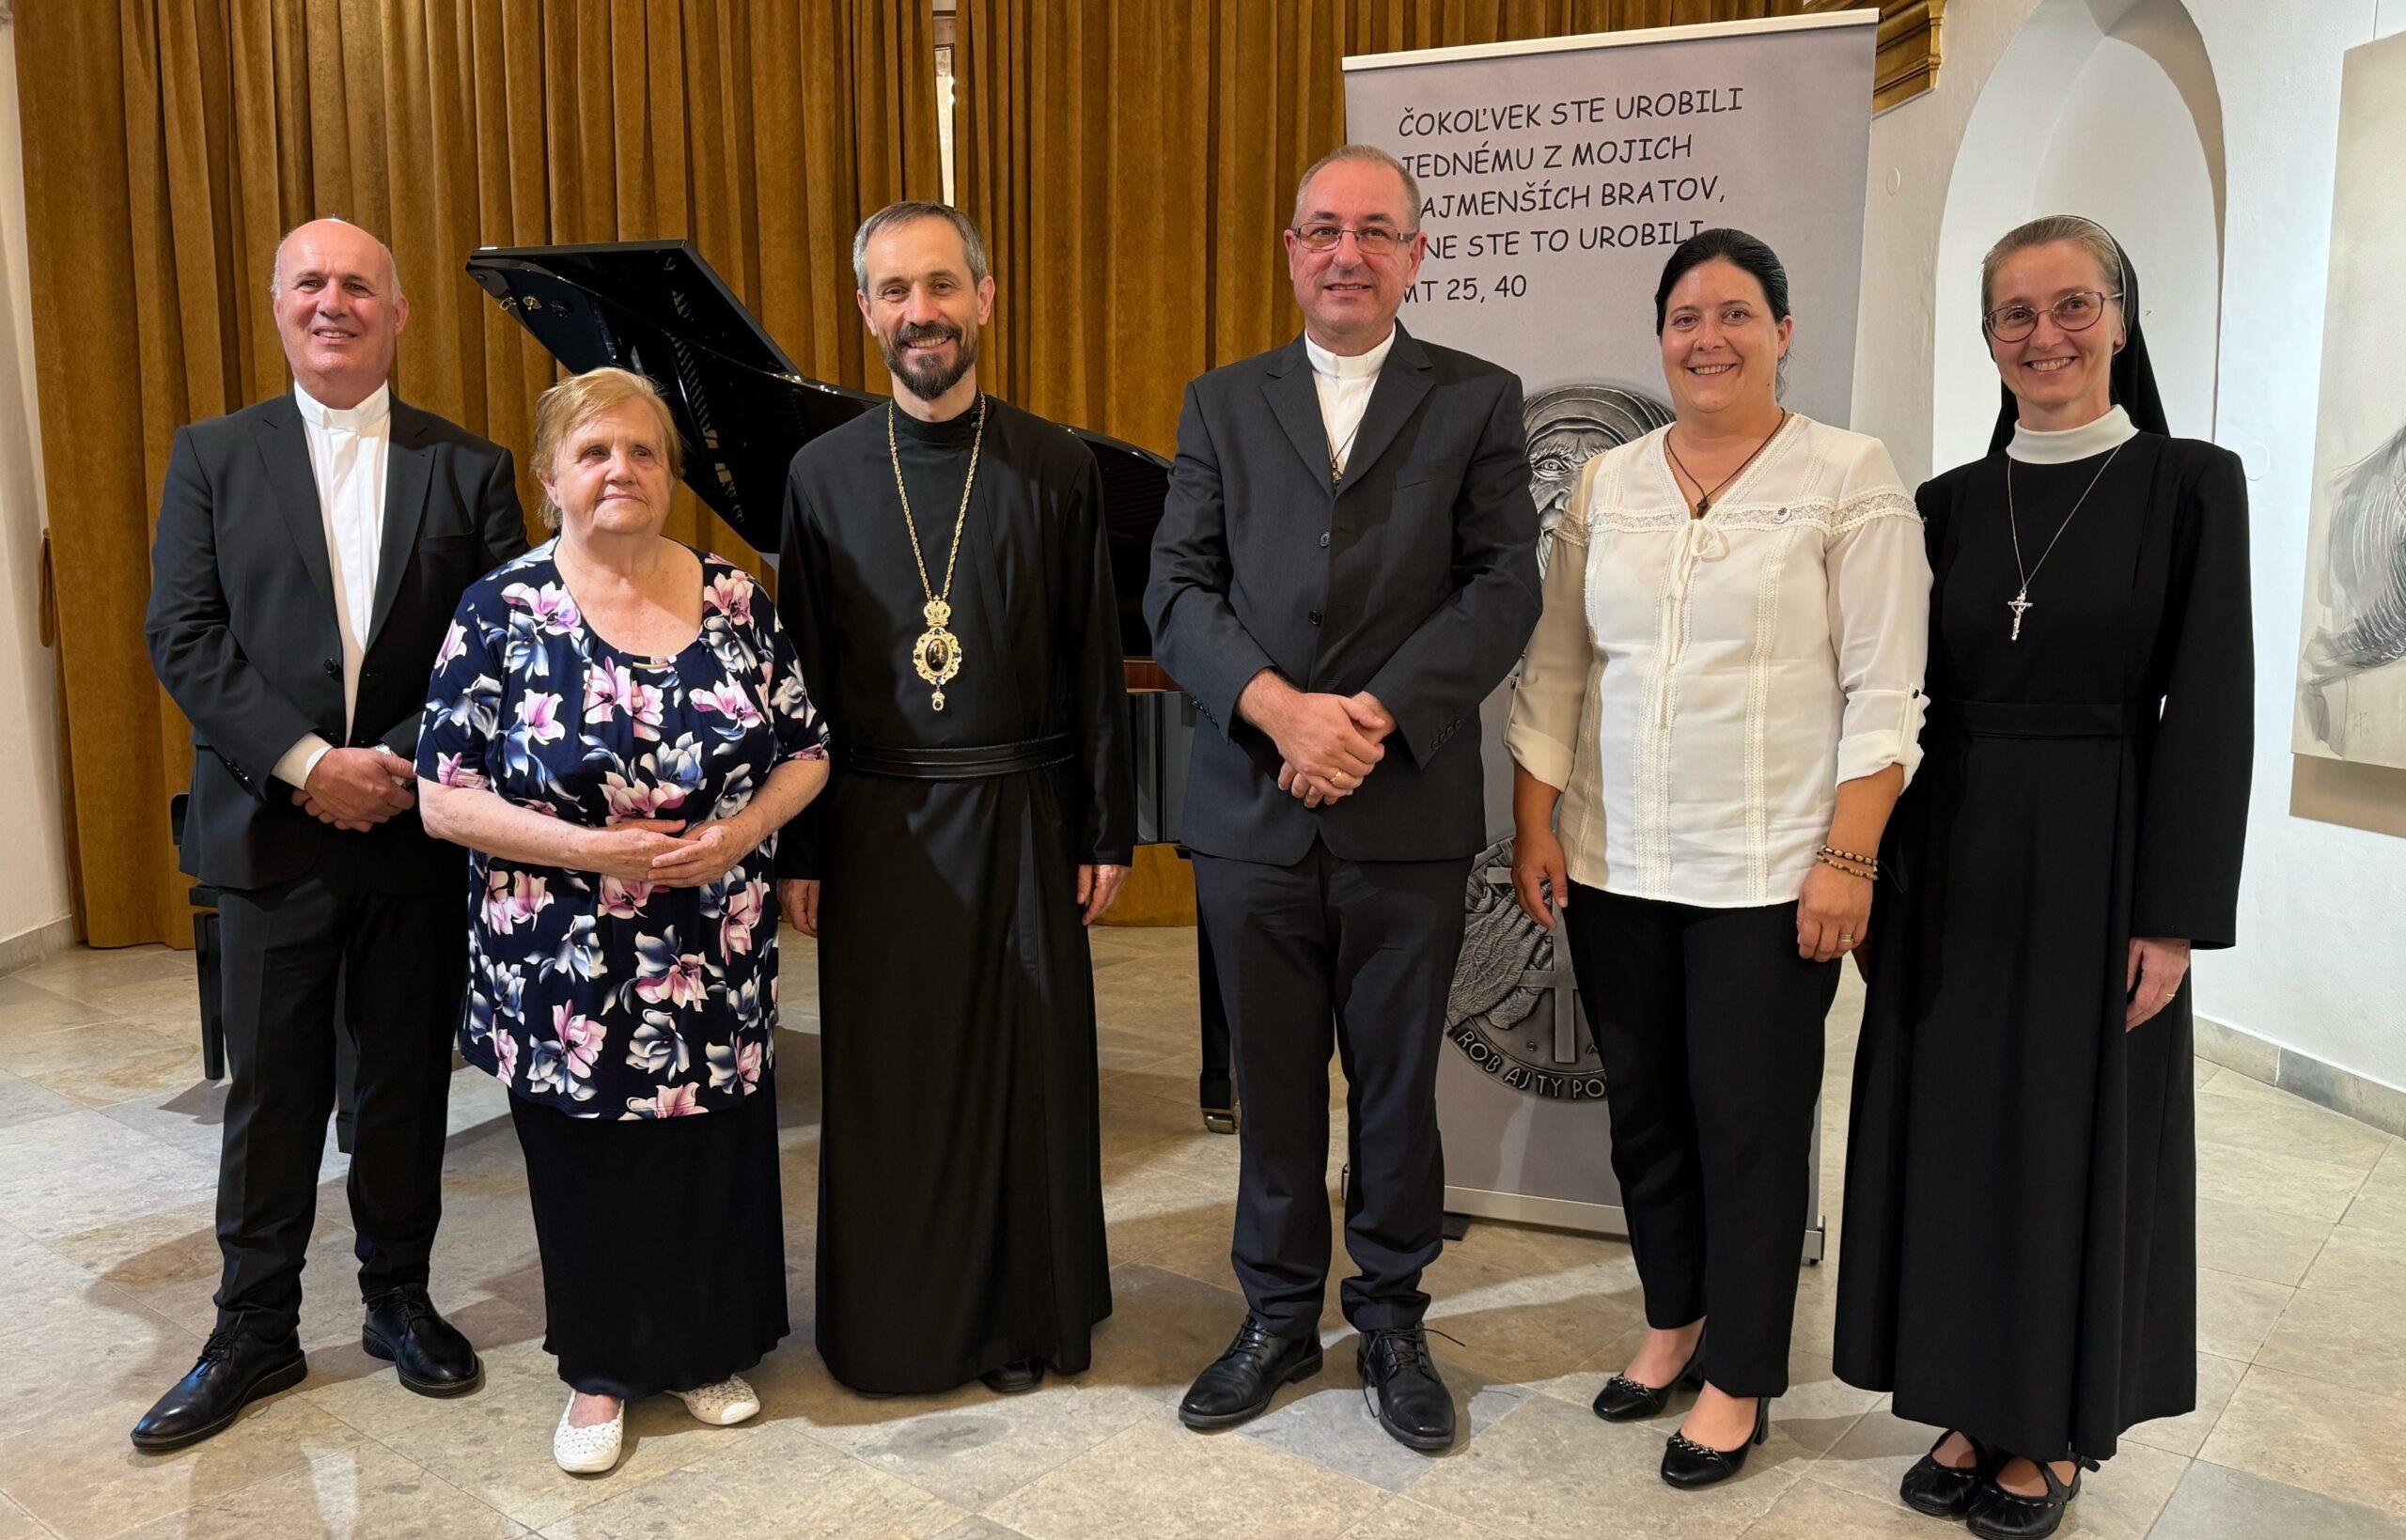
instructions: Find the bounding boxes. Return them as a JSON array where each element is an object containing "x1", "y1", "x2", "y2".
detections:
[
  {"x1": 840, "y1": 734, "x2": 1075, "y2": 781},
  {"x1": 1926, "y1": 699, "x2": 2158, "y2": 739}
]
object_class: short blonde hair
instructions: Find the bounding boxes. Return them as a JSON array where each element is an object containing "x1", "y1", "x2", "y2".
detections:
[
  {"x1": 529, "y1": 366, "x2": 683, "y2": 529},
  {"x1": 1980, "y1": 214, "x2": 2124, "y2": 313}
]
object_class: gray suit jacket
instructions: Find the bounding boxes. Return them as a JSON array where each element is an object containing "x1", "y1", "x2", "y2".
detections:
[{"x1": 1146, "y1": 325, "x2": 1540, "y2": 865}]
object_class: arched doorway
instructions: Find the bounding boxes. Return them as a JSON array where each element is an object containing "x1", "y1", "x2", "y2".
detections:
[{"x1": 1933, "y1": 0, "x2": 2226, "y2": 468}]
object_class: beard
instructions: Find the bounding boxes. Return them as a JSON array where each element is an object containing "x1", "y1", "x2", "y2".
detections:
[{"x1": 881, "y1": 319, "x2": 979, "y2": 404}]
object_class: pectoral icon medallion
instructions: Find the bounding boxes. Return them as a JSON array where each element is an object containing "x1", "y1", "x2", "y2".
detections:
[{"x1": 912, "y1": 598, "x2": 963, "y2": 711}]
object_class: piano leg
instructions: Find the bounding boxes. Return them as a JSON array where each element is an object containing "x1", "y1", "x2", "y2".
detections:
[{"x1": 1195, "y1": 918, "x2": 1237, "y2": 1135}]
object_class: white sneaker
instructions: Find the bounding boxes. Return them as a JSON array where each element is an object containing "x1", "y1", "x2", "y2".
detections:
[
  {"x1": 671, "y1": 1375, "x2": 760, "y2": 1426},
  {"x1": 554, "y1": 1392, "x2": 624, "y2": 1473}
]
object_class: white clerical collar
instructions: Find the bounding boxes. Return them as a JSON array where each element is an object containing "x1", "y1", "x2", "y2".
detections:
[
  {"x1": 295, "y1": 380, "x2": 392, "y2": 433},
  {"x1": 2008, "y1": 405, "x2": 2136, "y2": 464},
  {"x1": 1305, "y1": 328, "x2": 1396, "y2": 381}
]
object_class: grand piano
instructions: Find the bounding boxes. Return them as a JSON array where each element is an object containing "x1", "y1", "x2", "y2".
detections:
[{"x1": 464, "y1": 241, "x2": 1230, "y2": 1126}]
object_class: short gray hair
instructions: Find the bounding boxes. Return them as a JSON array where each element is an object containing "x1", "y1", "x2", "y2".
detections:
[
  {"x1": 1980, "y1": 214, "x2": 2123, "y2": 313},
  {"x1": 1291, "y1": 144, "x2": 1422, "y2": 230},
  {"x1": 268, "y1": 218, "x2": 405, "y2": 303},
  {"x1": 851, "y1": 201, "x2": 991, "y2": 293}
]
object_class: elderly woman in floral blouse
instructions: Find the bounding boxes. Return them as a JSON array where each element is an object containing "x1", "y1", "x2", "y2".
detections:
[{"x1": 417, "y1": 366, "x2": 828, "y2": 1473}]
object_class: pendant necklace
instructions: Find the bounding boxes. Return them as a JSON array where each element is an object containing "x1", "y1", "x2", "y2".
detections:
[
  {"x1": 2004, "y1": 442, "x2": 2122, "y2": 642},
  {"x1": 1664, "y1": 410, "x2": 1788, "y2": 517},
  {"x1": 1327, "y1": 416, "x2": 1364, "y2": 488},
  {"x1": 887, "y1": 396, "x2": 986, "y2": 710}
]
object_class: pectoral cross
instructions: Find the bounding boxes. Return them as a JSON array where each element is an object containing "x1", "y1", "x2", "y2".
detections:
[{"x1": 2008, "y1": 590, "x2": 2033, "y2": 642}]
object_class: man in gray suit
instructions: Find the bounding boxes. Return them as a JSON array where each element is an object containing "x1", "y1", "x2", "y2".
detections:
[{"x1": 1146, "y1": 144, "x2": 1539, "y2": 1453}]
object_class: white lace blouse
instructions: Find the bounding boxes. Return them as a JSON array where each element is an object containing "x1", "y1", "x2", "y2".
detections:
[{"x1": 1506, "y1": 414, "x2": 1930, "y2": 908}]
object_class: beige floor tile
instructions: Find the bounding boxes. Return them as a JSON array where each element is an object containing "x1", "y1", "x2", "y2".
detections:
[
  {"x1": 930, "y1": 1520, "x2": 1035, "y2": 1540},
  {"x1": 1801, "y1": 1406, "x2": 1948, "y2": 1510},
  {"x1": 2123, "y1": 1351, "x2": 2247, "y2": 1458},
  {"x1": 0, "y1": 1493, "x2": 41, "y2": 1540},
  {"x1": 1235, "y1": 1347, "x2": 1527, "y2": 1493},
  {"x1": 799, "y1": 1377, "x2": 1162, "y2": 1511},
  {"x1": 1747, "y1": 1475, "x2": 1936, "y2": 1538},
  {"x1": 0, "y1": 976, "x2": 124, "y2": 1045},
  {"x1": 984, "y1": 1412, "x2": 1382, "y2": 1540},
  {"x1": 0, "y1": 1382, "x2": 365, "y2": 1540},
  {"x1": 1334, "y1": 1494, "x2": 1509, "y2": 1540},
  {"x1": 1076, "y1": 1265, "x2": 1257, "y2": 1410},
  {"x1": 2252, "y1": 1284, "x2": 2406, "y2": 1401},
  {"x1": 0, "y1": 1068, "x2": 85, "y2": 1131},
  {"x1": 2149, "y1": 1459, "x2": 2406, "y2": 1540},
  {"x1": 2051, "y1": 1439, "x2": 2189, "y2": 1538},
  {"x1": 10, "y1": 1022, "x2": 210, "y2": 1112},
  {"x1": 2195, "y1": 1086, "x2": 2395, "y2": 1172},
  {"x1": 113, "y1": 1439, "x2": 524, "y2": 1540},
  {"x1": 1404, "y1": 1390, "x2": 1801, "y2": 1540},
  {"x1": 2194, "y1": 1138, "x2": 2367, "y2": 1224},
  {"x1": 13, "y1": 947, "x2": 195, "y2": 1005},
  {"x1": 2193, "y1": 1058, "x2": 2222, "y2": 1090},
  {"x1": 547, "y1": 1419, "x2": 961, "y2": 1539},
  {"x1": 2195, "y1": 1198, "x2": 2334, "y2": 1286},
  {"x1": 2195, "y1": 1267, "x2": 2295, "y2": 1361},
  {"x1": 2301, "y1": 1221, "x2": 2406, "y2": 1299},
  {"x1": 2199, "y1": 1364, "x2": 2406, "y2": 1519},
  {"x1": 1096, "y1": 1171, "x2": 1228, "y2": 1276},
  {"x1": 1806, "y1": 1408, "x2": 2186, "y2": 1540},
  {"x1": 0, "y1": 1112, "x2": 216, "y2": 1243},
  {"x1": 2341, "y1": 1143, "x2": 2406, "y2": 1234}
]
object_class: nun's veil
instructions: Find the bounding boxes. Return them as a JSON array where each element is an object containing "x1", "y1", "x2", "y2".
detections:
[{"x1": 1986, "y1": 222, "x2": 2170, "y2": 455}]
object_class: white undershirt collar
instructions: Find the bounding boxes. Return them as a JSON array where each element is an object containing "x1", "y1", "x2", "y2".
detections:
[
  {"x1": 1305, "y1": 327, "x2": 1396, "y2": 380},
  {"x1": 2008, "y1": 404, "x2": 2136, "y2": 464}
]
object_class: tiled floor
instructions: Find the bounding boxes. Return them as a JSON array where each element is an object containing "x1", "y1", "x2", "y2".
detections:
[{"x1": 0, "y1": 929, "x2": 2399, "y2": 1539}]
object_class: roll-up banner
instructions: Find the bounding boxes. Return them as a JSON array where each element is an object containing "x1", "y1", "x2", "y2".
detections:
[{"x1": 1343, "y1": 12, "x2": 1875, "y2": 1241}]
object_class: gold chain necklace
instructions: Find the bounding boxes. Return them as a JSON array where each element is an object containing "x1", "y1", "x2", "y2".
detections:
[{"x1": 886, "y1": 396, "x2": 986, "y2": 711}]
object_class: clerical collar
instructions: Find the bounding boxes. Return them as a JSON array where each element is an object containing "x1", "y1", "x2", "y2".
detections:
[
  {"x1": 1306, "y1": 328, "x2": 1396, "y2": 380},
  {"x1": 892, "y1": 393, "x2": 985, "y2": 445},
  {"x1": 294, "y1": 380, "x2": 391, "y2": 432},
  {"x1": 2008, "y1": 405, "x2": 2136, "y2": 464}
]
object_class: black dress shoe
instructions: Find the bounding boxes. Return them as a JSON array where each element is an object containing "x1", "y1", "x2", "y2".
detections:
[
  {"x1": 1660, "y1": 1395, "x2": 1769, "y2": 1489},
  {"x1": 130, "y1": 1329, "x2": 307, "y2": 1452},
  {"x1": 1900, "y1": 1429, "x2": 1995, "y2": 1517},
  {"x1": 1592, "y1": 1330, "x2": 1707, "y2": 1423},
  {"x1": 1964, "y1": 1456, "x2": 2096, "y2": 1539},
  {"x1": 1179, "y1": 1314, "x2": 1322, "y2": 1430},
  {"x1": 979, "y1": 1359, "x2": 1046, "y2": 1395},
  {"x1": 363, "y1": 1286, "x2": 483, "y2": 1396},
  {"x1": 1358, "y1": 1326, "x2": 1456, "y2": 1452}
]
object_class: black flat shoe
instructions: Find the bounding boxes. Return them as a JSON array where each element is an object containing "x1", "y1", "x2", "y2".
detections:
[
  {"x1": 1179, "y1": 1314, "x2": 1321, "y2": 1431},
  {"x1": 363, "y1": 1286, "x2": 483, "y2": 1397},
  {"x1": 1900, "y1": 1429, "x2": 1995, "y2": 1517},
  {"x1": 1660, "y1": 1395, "x2": 1769, "y2": 1489},
  {"x1": 1358, "y1": 1326, "x2": 1456, "y2": 1452},
  {"x1": 979, "y1": 1359, "x2": 1046, "y2": 1395},
  {"x1": 130, "y1": 1329, "x2": 307, "y2": 1452},
  {"x1": 1592, "y1": 1330, "x2": 1707, "y2": 1423},
  {"x1": 1965, "y1": 1456, "x2": 2096, "y2": 1540}
]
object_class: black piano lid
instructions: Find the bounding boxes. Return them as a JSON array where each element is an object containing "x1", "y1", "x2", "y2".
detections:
[{"x1": 465, "y1": 240, "x2": 1170, "y2": 661}]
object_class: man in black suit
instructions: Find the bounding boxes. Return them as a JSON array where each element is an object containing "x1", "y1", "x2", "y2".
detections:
[
  {"x1": 1147, "y1": 145, "x2": 1539, "y2": 1452},
  {"x1": 136, "y1": 219, "x2": 526, "y2": 1451}
]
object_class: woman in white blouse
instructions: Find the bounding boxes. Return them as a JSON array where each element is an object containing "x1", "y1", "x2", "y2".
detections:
[{"x1": 1506, "y1": 228, "x2": 1929, "y2": 1489}]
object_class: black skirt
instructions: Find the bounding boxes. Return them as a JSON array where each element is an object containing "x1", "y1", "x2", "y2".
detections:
[{"x1": 509, "y1": 1079, "x2": 789, "y2": 1399}]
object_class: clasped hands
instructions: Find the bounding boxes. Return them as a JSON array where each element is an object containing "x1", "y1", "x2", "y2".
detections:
[
  {"x1": 290, "y1": 747, "x2": 416, "y2": 832},
  {"x1": 1246, "y1": 677, "x2": 1393, "y2": 810},
  {"x1": 589, "y1": 816, "x2": 761, "y2": 890}
]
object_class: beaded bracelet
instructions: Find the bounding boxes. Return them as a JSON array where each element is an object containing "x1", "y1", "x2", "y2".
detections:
[
  {"x1": 1820, "y1": 844, "x2": 1878, "y2": 867},
  {"x1": 1816, "y1": 848, "x2": 1878, "y2": 880}
]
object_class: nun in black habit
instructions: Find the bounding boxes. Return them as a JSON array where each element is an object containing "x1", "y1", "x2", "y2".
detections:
[{"x1": 1833, "y1": 217, "x2": 2252, "y2": 1540}]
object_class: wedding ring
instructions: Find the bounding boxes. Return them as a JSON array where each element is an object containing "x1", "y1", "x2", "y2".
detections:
[{"x1": 1838, "y1": 933, "x2": 1856, "y2": 944}]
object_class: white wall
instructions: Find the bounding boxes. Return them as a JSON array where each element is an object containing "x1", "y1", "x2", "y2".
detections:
[
  {"x1": 1851, "y1": 0, "x2": 2406, "y2": 1092},
  {"x1": 0, "y1": 16, "x2": 74, "y2": 957}
]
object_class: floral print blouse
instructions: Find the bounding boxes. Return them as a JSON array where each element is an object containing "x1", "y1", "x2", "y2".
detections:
[{"x1": 417, "y1": 542, "x2": 829, "y2": 1118}]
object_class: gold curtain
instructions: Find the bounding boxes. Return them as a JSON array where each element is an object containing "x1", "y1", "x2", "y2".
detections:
[
  {"x1": 951, "y1": 0, "x2": 1793, "y2": 460},
  {"x1": 20, "y1": 0, "x2": 943, "y2": 949}
]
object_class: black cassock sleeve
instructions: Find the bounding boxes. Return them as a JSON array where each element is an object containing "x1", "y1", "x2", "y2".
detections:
[
  {"x1": 1063, "y1": 450, "x2": 1135, "y2": 865},
  {"x1": 774, "y1": 463, "x2": 835, "y2": 881},
  {"x1": 2131, "y1": 446, "x2": 2253, "y2": 949}
]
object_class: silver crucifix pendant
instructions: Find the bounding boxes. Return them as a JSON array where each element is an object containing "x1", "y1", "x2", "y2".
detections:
[{"x1": 2008, "y1": 591, "x2": 2033, "y2": 641}]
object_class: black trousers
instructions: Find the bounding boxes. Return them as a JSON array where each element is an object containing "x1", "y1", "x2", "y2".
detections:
[
  {"x1": 1562, "y1": 884, "x2": 1836, "y2": 1397},
  {"x1": 211, "y1": 843, "x2": 465, "y2": 1342},
  {"x1": 1191, "y1": 845, "x2": 1470, "y2": 1336}
]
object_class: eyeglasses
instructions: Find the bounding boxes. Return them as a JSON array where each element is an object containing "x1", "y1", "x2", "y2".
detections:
[
  {"x1": 1290, "y1": 224, "x2": 1416, "y2": 257},
  {"x1": 1982, "y1": 290, "x2": 2120, "y2": 343}
]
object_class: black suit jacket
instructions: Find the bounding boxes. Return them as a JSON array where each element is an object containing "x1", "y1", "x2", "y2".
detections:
[
  {"x1": 146, "y1": 391, "x2": 527, "y2": 893},
  {"x1": 1146, "y1": 325, "x2": 1540, "y2": 865}
]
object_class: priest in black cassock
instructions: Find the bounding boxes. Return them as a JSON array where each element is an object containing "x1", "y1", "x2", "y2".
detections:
[
  {"x1": 1836, "y1": 218, "x2": 2251, "y2": 1540},
  {"x1": 775, "y1": 201, "x2": 1134, "y2": 1397}
]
